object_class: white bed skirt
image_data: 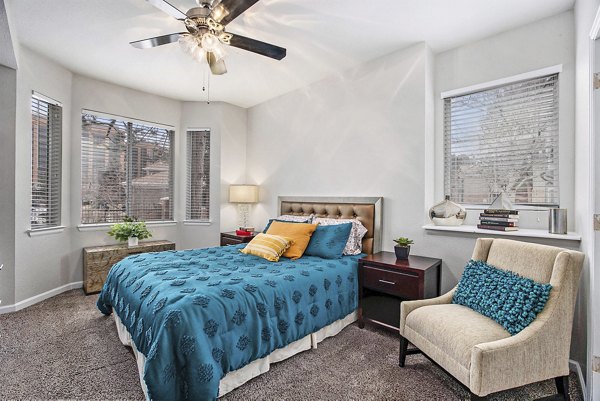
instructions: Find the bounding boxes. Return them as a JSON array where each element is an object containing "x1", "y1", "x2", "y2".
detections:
[{"x1": 113, "y1": 310, "x2": 358, "y2": 399}]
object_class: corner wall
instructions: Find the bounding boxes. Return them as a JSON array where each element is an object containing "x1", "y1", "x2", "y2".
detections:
[
  {"x1": 0, "y1": 65, "x2": 16, "y2": 307},
  {"x1": 9, "y1": 46, "x2": 247, "y2": 306},
  {"x1": 246, "y1": 11, "x2": 586, "y2": 373},
  {"x1": 246, "y1": 42, "x2": 430, "y2": 257},
  {"x1": 574, "y1": 0, "x2": 600, "y2": 397}
]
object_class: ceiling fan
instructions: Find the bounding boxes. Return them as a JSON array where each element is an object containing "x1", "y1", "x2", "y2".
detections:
[{"x1": 130, "y1": 0, "x2": 287, "y2": 75}]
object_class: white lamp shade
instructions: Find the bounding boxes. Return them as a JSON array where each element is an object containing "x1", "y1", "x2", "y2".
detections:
[{"x1": 229, "y1": 185, "x2": 259, "y2": 203}]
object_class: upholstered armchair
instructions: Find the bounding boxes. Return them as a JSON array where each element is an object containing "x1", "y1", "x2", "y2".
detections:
[{"x1": 399, "y1": 238, "x2": 584, "y2": 400}]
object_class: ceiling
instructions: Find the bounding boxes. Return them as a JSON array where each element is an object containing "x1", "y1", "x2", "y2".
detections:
[{"x1": 9, "y1": 0, "x2": 574, "y2": 108}]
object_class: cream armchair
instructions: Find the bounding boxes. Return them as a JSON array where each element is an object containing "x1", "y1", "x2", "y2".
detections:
[{"x1": 399, "y1": 238, "x2": 584, "y2": 400}]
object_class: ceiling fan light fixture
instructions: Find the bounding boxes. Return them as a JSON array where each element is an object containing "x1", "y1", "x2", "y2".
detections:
[
  {"x1": 178, "y1": 34, "x2": 198, "y2": 54},
  {"x1": 200, "y1": 32, "x2": 219, "y2": 51},
  {"x1": 192, "y1": 46, "x2": 206, "y2": 63},
  {"x1": 211, "y1": 43, "x2": 227, "y2": 62}
]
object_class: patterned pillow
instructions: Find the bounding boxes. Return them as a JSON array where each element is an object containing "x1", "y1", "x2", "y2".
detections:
[
  {"x1": 313, "y1": 218, "x2": 368, "y2": 255},
  {"x1": 265, "y1": 221, "x2": 318, "y2": 260},
  {"x1": 304, "y1": 223, "x2": 353, "y2": 259},
  {"x1": 240, "y1": 233, "x2": 293, "y2": 262},
  {"x1": 279, "y1": 214, "x2": 314, "y2": 223},
  {"x1": 452, "y1": 260, "x2": 553, "y2": 335}
]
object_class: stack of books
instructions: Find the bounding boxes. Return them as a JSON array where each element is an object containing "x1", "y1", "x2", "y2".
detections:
[{"x1": 477, "y1": 209, "x2": 519, "y2": 231}]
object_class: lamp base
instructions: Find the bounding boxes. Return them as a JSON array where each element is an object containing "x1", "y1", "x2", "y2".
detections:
[{"x1": 237, "y1": 204, "x2": 250, "y2": 228}]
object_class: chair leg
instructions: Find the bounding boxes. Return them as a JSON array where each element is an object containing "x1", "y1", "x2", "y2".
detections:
[
  {"x1": 399, "y1": 335, "x2": 408, "y2": 367},
  {"x1": 555, "y1": 375, "x2": 569, "y2": 401}
]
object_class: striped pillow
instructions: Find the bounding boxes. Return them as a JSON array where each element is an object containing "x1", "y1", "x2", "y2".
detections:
[{"x1": 240, "y1": 233, "x2": 294, "y2": 262}]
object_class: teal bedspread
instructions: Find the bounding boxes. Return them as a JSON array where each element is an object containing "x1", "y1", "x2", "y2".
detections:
[{"x1": 97, "y1": 245, "x2": 361, "y2": 401}]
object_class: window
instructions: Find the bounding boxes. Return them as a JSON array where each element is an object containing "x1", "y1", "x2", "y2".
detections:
[
  {"x1": 31, "y1": 93, "x2": 62, "y2": 230},
  {"x1": 186, "y1": 130, "x2": 211, "y2": 221},
  {"x1": 444, "y1": 73, "x2": 559, "y2": 207},
  {"x1": 81, "y1": 112, "x2": 174, "y2": 224}
]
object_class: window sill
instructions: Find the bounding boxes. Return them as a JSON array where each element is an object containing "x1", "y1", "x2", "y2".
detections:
[
  {"x1": 77, "y1": 221, "x2": 177, "y2": 232},
  {"x1": 183, "y1": 220, "x2": 212, "y2": 226},
  {"x1": 27, "y1": 226, "x2": 66, "y2": 237},
  {"x1": 423, "y1": 224, "x2": 581, "y2": 241}
]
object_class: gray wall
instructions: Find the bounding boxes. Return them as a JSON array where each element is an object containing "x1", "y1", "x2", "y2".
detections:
[
  {"x1": 246, "y1": 12, "x2": 587, "y2": 369},
  {"x1": 0, "y1": 65, "x2": 16, "y2": 307},
  {"x1": 574, "y1": 0, "x2": 600, "y2": 396},
  {"x1": 9, "y1": 47, "x2": 247, "y2": 304}
]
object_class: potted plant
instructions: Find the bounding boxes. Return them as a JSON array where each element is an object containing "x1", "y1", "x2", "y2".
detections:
[
  {"x1": 107, "y1": 216, "x2": 152, "y2": 247},
  {"x1": 393, "y1": 237, "x2": 414, "y2": 260}
]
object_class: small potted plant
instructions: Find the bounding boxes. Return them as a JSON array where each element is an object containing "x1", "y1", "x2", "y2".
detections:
[
  {"x1": 393, "y1": 237, "x2": 414, "y2": 260},
  {"x1": 107, "y1": 216, "x2": 152, "y2": 247}
]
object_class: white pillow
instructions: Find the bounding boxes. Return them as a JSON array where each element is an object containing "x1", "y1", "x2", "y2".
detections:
[
  {"x1": 277, "y1": 214, "x2": 314, "y2": 223},
  {"x1": 313, "y1": 217, "x2": 368, "y2": 255}
]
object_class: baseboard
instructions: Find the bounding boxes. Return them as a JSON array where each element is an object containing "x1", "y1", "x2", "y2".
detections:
[
  {"x1": 0, "y1": 281, "x2": 83, "y2": 314},
  {"x1": 569, "y1": 359, "x2": 587, "y2": 401}
]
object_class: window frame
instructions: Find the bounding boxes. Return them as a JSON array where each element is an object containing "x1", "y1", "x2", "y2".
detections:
[
  {"x1": 30, "y1": 91, "x2": 63, "y2": 232},
  {"x1": 441, "y1": 65, "x2": 562, "y2": 210},
  {"x1": 186, "y1": 129, "x2": 211, "y2": 223},
  {"x1": 80, "y1": 110, "x2": 176, "y2": 225}
]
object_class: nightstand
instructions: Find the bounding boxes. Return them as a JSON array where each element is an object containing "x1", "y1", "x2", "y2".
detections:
[
  {"x1": 220, "y1": 231, "x2": 257, "y2": 246},
  {"x1": 83, "y1": 240, "x2": 176, "y2": 295},
  {"x1": 358, "y1": 252, "x2": 441, "y2": 331}
]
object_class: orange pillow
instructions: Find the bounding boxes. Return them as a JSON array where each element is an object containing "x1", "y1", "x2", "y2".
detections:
[{"x1": 265, "y1": 221, "x2": 317, "y2": 260}]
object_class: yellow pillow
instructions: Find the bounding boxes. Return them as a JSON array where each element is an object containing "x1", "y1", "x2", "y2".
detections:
[
  {"x1": 266, "y1": 221, "x2": 317, "y2": 260},
  {"x1": 240, "y1": 233, "x2": 293, "y2": 262}
]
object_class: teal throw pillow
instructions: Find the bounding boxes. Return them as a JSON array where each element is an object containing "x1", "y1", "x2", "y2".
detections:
[
  {"x1": 452, "y1": 260, "x2": 552, "y2": 335},
  {"x1": 304, "y1": 223, "x2": 352, "y2": 259}
]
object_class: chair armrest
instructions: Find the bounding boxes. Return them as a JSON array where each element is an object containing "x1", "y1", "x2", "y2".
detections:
[{"x1": 399, "y1": 288, "x2": 456, "y2": 335}]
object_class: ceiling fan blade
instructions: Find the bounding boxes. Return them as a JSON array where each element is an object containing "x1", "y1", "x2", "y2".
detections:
[
  {"x1": 229, "y1": 34, "x2": 286, "y2": 60},
  {"x1": 212, "y1": 0, "x2": 259, "y2": 25},
  {"x1": 130, "y1": 33, "x2": 184, "y2": 49},
  {"x1": 146, "y1": 0, "x2": 187, "y2": 20},
  {"x1": 207, "y1": 52, "x2": 227, "y2": 75}
]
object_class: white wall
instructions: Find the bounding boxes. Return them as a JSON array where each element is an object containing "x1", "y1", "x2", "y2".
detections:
[
  {"x1": 434, "y1": 11, "x2": 575, "y2": 230},
  {"x1": 574, "y1": 0, "x2": 600, "y2": 397},
  {"x1": 247, "y1": 42, "x2": 430, "y2": 257},
  {"x1": 246, "y1": 11, "x2": 587, "y2": 370},
  {"x1": 179, "y1": 101, "x2": 247, "y2": 250},
  {"x1": 9, "y1": 46, "x2": 246, "y2": 305},
  {"x1": 14, "y1": 47, "x2": 74, "y2": 302},
  {"x1": 0, "y1": 65, "x2": 17, "y2": 307}
]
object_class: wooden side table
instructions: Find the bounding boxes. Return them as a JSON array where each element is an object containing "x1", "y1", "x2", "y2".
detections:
[
  {"x1": 220, "y1": 231, "x2": 257, "y2": 246},
  {"x1": 83, "y1": 240, "x2": 175, "y2": 295},
  {"x1": 358, "y1": 252, "x2": 441, "y2": 330}
]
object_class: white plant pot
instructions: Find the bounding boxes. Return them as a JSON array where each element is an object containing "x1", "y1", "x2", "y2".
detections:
[{"x1": 128, "y1": 237, "x2": 139, "y2": 247}]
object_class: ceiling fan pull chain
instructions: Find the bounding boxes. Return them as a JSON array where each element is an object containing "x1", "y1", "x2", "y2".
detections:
[{"x1": 207, "y1": 71, "x2": 211, "y2": 104}]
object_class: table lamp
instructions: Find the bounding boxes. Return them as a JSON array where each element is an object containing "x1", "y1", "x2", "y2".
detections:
[{"x1": 229, "y1": 184, "x2": 259, "y2": 229}]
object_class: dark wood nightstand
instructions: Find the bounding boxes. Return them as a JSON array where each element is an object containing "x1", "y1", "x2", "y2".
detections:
[
  {"x1": 358, "y1": 252, "x2": 441, "y2": 331},
  {"x1": 220, "y1": 231, "x2": 257, "y2": 246}
]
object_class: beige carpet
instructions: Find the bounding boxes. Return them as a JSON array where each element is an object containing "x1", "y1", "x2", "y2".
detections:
[{"x1": 0, "y1": 289, "x2": 583, "y2": 400}]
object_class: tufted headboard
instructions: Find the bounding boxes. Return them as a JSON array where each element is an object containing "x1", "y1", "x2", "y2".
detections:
[{"x1": 278, "y1": 196, "x2": 383, "y2": 255}]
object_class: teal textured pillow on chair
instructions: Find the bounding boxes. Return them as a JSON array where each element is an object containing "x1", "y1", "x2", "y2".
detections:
[
  {"x1": 452, "y1": 260, "x2": 552, "y2": 335},
  {"x1": 304, "y1": 223, "x2": 352, "y2": 259}
]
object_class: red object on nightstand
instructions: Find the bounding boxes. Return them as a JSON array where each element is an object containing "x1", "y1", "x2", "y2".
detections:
[{"x1": 235, "y1": 230, "x2": 252, "y2": 236}]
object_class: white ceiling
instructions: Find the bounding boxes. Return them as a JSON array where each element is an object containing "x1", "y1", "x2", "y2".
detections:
[{"x1": 9, "y1": 0, "x2": 574, "y2": 108}]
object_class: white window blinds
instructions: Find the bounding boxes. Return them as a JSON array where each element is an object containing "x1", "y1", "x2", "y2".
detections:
[
  {"x1": 81, "y1": 113, "x2": 174, "y2": 224},
  {"x1": 444, "y1": 73, "x2": 559, "y2": 207},
  {"x1": 31, "y1": 94, "x2": 62, "y2": 229},
  {"x1": 186, "y1": 130, "x2": 211, "y2": 221}
]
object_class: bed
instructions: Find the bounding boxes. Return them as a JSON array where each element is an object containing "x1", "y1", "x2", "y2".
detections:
[{"x1": 97, "y1": 196, "x2": 382, "y2": 401}]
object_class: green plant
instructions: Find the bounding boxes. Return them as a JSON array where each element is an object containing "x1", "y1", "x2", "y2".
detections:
[
  {"x1": 107, "y1": 219, "x2": 152, "y2": 242},
  {"x1": 393, "y1": 237, "x2": 414, "y2": 247}
]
